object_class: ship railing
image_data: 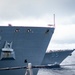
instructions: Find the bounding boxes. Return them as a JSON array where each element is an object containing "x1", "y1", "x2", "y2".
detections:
[{"x1": 1, "y1": 63, "x2": 75, "y2": 75}]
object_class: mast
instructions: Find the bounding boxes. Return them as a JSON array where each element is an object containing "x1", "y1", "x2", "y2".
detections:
[{"x1": 53, "y1": 14, "x2": 55, "y2": 27}]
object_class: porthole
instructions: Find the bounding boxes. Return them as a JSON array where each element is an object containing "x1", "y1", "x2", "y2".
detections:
[
  {"x1": 27, "y1": 29, "x2": 32, "y2": 32},
  {"x1": 15, "y1": 29, "x2": 20, "y2": 32}
]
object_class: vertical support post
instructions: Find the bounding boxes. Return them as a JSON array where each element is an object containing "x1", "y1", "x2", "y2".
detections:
[{"x1": 25, "y1": 63, "x2": 33, "y2": 75}]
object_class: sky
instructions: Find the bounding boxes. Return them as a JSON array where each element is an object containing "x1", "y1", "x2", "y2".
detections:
[{"x1": 0, "y1": 0, "x2": 75, "y2": 51}]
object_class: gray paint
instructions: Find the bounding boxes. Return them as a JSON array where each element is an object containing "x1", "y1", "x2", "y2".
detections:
[
  {"x1": 42, "y1": 49, "x2": 74, "y2": 65},
  {"x1": 0, "y1": 26, "x2": 54, "y2": 75}
]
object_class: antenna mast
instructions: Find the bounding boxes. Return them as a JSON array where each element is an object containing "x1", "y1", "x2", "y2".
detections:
[{"x1": 53, "y1": 14, "x2": 55, "y2": 26}]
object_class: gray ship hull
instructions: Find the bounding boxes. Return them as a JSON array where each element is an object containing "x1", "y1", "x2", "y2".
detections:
[
  {"x1": 0, "y1": 26, "x2": 54, "y2": 75},
  {"x1": 42, "y1": 49, "x2": 74, "y2": 65}
]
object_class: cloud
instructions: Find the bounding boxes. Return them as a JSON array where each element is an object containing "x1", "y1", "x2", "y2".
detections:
[
  {"x1": 47, "y1": 26, "x2": 75, "y2": 50},
  {"x1": 0, "y1": 0, "x2": 75, "y2": 21},
  {"x1": 0, "y1": 0, "x2": 54, "y2": 20},
  {"x1": 47, "y1": 43, "x2": 75, "y2": 50},
  {"x1": 0, "y1": 13, "x2": 55, "y2": 26},
  {"x1": 58, "y1": 15, "x2": 75, "y2": 25},
  {"x1": 52, "y1": 25, "x2": 75, "y2": 44},
  {"x1": 0, "y1": 0, "x2": 75, "y2": 50}
]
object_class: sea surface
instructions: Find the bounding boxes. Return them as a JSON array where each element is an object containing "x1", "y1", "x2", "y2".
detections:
[{"x1": 37, "y1": 50, "x2": 75, "y2": 75}]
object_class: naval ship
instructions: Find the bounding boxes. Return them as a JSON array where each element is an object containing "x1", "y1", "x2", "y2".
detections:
[
  {"x1": 0, "y1": 24, "x2": 55, "y2": 75},
  {"x1": 42, "y1": 49, "x2": 74, "y2": 65}
]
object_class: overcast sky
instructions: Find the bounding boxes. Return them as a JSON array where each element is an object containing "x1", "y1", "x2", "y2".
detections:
[{"x1": 0, "y1": 0, "x2": 75, "y2": 50}]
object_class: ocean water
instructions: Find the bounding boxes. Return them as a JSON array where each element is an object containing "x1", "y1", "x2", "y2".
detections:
[
  {"x1": 37, "y1": 68, "x2": 75, "y2": 75},
  {"x1": 37, "y1": 51, "x2": 75, "y2": 75}
]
